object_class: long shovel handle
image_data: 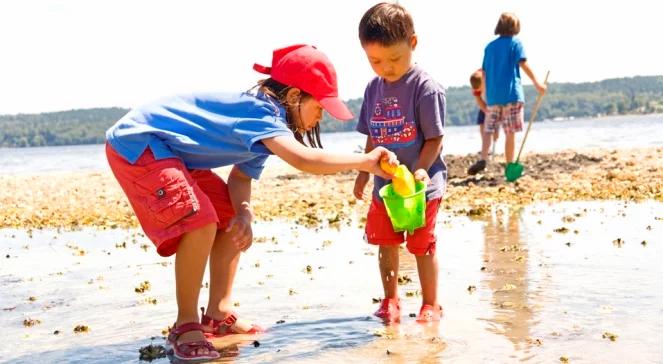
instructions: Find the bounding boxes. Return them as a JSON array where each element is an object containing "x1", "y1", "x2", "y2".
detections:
[{"x1": 514, "y1": 71, "x2": 550, "y2": 163}]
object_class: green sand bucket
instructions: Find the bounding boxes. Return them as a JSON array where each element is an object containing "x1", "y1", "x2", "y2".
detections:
[{"x1": 379, "y1": 181, "x2": 426, "y2": 234}]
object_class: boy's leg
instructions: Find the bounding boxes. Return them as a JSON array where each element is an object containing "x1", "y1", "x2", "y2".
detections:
[
  {"x1": 379, "y1": 245, "x2": 400, "y2": 299},
  {"x1": 469, "y1": 107, "x2": 499, "y2": 175},
  {"x1": 415, "y1": 254, "x2": 439, "y2": 306},
  {"x1": 505, "y1": 132, "x2": 516, "y2": 163},
  {"x1": 365, "y1": 197, "x2": 405, "y2": 321},
  {"x1": 406, "y1": 198, "x2": 443, "y2": 320},
  {"x1": 175, "y1": 223, "x2": 217, "y2": 353},
  {"x1": 503, "y1": 102, "x2": 524, "y2": 164}
]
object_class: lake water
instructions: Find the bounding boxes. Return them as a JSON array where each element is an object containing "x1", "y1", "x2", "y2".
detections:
[
  {"x1": 1, "y1": 113, "x2": 662, "y2": 175},
  {"x1": 1, "y1": 201, "x2": 662, "y2": 363}
]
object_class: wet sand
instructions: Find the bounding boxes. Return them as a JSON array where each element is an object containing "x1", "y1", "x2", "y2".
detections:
[
  {"x1": 2, "y1": 201, "x2": 662, "y2": 363},
  {"x1": 1, "y1": 147, "x2": 661, "y2": 230}
]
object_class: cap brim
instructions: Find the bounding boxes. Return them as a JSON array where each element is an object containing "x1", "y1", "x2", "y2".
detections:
[{"x1": 318, "y1": 96, "x2": 354, "y2": 121}]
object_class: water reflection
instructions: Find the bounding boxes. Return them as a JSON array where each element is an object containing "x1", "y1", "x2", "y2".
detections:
[{"x1": 479, "y1": 209, "x2": 535, "y2": 353}]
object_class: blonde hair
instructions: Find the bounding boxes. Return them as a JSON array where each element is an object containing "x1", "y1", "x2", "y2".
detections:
[{"x1": 494, "y1": 12, "x2": 520, "y2": 36}]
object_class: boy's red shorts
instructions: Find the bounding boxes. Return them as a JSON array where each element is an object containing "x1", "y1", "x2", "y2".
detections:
[
  {"x1": 365, "y1": 196, "x2": 441, "y2": 256},
  {"x1": 106, "y1": 144, "x2": 235, "y2": 257}
]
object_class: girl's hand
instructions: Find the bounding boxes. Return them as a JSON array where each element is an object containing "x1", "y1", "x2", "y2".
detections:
[
  {"x1": 353, "y1": 172, "x2": 371, "y2": 200},
  {"x1": 413, "y1": 168, "x2": 431, "y2": 185},
  {"x1": 225, "y1": 211, "x2": 253, "y2": 252},
  {"x1": 365, "y1": 147, "x2": 397, "y2": 179}
]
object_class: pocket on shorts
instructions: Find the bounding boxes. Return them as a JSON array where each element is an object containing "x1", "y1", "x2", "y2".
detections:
[{"x1": 133, "y1": 167, "x2": 198, "y2": 228}]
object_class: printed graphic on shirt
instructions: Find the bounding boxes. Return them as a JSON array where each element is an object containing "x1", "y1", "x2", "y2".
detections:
[{"x1": 368, "y1": 97, "x2": 417, "y2": 148}]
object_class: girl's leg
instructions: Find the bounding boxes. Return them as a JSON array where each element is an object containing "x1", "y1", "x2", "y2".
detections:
[
  {"x1": 505, "y1": 131, "x2": 516, "y2": 163},
  {"x1": 415, "y1": 254, "x2": 439, "y2": 306},
  {"x1": 205, "y1": 229, "x2": 255, "y2": 332},
  {"x1": 379, "y1": 245, "x2": 400, "y2": 299},
  {"x1": 174, "y1": 223, "x2": 217, "y2": 352}
]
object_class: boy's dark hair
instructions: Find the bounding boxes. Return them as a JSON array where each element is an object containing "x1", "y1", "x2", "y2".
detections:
[
  {"x1": 494, "y1": 12, "x2": 520, "y2": 36},
  {"x1": 358, "y1": 2, "x2": 415, "y2": 46},
  {"x1": 469, "y1": 71, "x2": 482, "y2": 89},
  {"x1": 257, "y1": 78, "x2": 322, "y2": 148}
]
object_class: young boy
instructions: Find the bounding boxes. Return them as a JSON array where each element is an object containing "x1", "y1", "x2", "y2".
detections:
[
  {"x1": 468, "y1": 12, "x2": 546, "y2": 174},
  {"x1": 353, "y1": 2, "x2": 446, "y2": 323},
  {"x1": 467, "y1": 69, "x2": 498, "y2": 175}
]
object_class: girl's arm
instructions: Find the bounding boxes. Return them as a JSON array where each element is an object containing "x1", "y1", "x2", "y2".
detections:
[
  {"x1": 262, "y1": 135, "x2": 394, "y2": 178},
  {"x1": 226, "y1": 165, "x2": 254, "y2": 250},
  {"x1": 519, "y1": 61, "x2": 547, "y2": 94}
]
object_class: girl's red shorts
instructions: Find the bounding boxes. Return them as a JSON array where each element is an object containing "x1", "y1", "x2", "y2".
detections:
[{"x1": 106, "y1": 144, "x2": 235, "y2": 257}]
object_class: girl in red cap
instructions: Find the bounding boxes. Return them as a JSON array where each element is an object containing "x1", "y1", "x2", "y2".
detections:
[{"x1": 106, "y1": 44, "x2": 397, "y2": 361}]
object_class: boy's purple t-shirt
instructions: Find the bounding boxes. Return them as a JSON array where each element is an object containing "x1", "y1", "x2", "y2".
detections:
[{"x1": 357, "y1": 65, "x2": 447, "y2": 200}]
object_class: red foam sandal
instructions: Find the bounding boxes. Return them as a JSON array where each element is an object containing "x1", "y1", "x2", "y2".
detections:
[
  {"x1": 374, "y1": 298, "x2": 401, "y2": 323},
  {"x1": 201, "y1": 308, "x2": 264, "y2": 338},
  {"x1": 167, "y1": 322, "x2": 220, "y2": 362},
  {"x1": 416, "y1": 304, "x2": 443, "y2": 323}
]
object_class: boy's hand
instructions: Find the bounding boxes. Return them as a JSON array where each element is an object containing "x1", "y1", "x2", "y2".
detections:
[
  {"x1": 353, "y1": 172, "x2": 370, "y2": 200},
  {"x1": 226, "y1": 211, "x2": 253, "y2": 252},
  {"x1": 535, "y1": 83, "x2": 547, "y2": 95},
  {"x1": 413, "y1": 169, "x2": 431, "y2": 185}
]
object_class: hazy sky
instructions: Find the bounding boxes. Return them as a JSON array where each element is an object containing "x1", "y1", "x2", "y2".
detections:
[{"x1": 1, "y1": 0, "x2": 660, "y2": 115}]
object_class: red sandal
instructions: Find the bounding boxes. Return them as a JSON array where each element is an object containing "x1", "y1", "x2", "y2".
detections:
[
  {"x1": 201, "y1": 308, "x2": 264, "y2": 338},
  {"x1": 167, "y1": 322, "x2": 220, "y2": 362}
]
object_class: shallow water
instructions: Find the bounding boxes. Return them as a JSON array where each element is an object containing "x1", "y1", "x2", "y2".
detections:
[
  {"x1": 1, "y1": 200, "x2": 662, "y2": 363},
  {"x1": 1, "y1": 113, "x2": 662, "y2": 175}
]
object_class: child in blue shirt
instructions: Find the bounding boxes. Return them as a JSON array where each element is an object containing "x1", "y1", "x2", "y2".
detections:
[
  {"x1": 354, "y1": 3, "x2": 446, "y2": 324},
  {"x1": 468, "y1": 12, "x2": 546, "y2": 175},
  {"x1": 106, "y1": 44, "x2": 396, "y2": 362}
]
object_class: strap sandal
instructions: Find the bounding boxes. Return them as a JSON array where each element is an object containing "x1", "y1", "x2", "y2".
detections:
[{"x1": 167, "y1": 322, "x2": 220, "y2": 361}]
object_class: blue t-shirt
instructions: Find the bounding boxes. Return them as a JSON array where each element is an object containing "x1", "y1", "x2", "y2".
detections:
[
  {"x1": 106, "y1": 92, "x2": 293, "y2": 179},
  {"x1": 482, "y1": 36, "x2": 527, "y2": 106},
  {"x1": 356, "y1": 65, "x2": 447, "y2": 201}
]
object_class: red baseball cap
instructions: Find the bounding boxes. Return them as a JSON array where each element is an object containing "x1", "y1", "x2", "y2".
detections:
[{"x1": 253, "y1": 44, "x2": 354, "y2": 121}]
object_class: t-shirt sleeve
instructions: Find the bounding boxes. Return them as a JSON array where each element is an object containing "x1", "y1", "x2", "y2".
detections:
[
  {"x1": 417, "y1": 90, "x2": 446, "y2": 139},
  {"x1": 236, "y1": 154, "x2": 269, "y2": 180},
  {"x1": 232, "y1": 115, "x2": 293, "y2": 153},
  {"x1": 515, "y1": 39, "x2": 526, "y2": 62},
  {"x1": 356, "y1": 87, "x2": 371, "y2": 135}
]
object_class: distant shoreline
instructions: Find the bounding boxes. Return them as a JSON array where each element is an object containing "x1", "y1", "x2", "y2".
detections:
[{"x1": 2, "y1": 75, "x2": 663, "y2": 147}]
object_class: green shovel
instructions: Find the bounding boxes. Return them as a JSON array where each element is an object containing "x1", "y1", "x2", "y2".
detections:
[{"x1": 505, "y1": 71, "x2": 550, "y2": 182}]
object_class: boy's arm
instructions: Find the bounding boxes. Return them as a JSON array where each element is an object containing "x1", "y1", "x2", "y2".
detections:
[
  {"x1": 519, "y1": 61, "x2": 547, "y2": 94},
  {"x1": 414, "y1": 136, "x2": 443, "y2": 173},
  {"x1": 474, "y1": 94, "x2": 488, "y2": 113}
]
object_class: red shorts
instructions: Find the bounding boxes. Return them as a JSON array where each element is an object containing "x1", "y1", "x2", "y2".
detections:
[
  {"x1": 365, "y1": 197, "x2": 441, "y2": 256},
  {"x1": 106, "y1": 144, "x2": 235, "y2": 257}
]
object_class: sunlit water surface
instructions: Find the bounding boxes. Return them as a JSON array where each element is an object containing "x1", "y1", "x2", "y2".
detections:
[{"x1": 2, "y1": 200, "x2": 662, "y2": 363}]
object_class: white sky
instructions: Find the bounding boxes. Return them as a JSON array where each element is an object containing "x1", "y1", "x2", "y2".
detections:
[{"x1": 0, "y1": 0, "x2": 661, "y2": 115}]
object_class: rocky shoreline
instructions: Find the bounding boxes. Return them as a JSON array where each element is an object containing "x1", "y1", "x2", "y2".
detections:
[{"x1": 1, "y1": 148, "x2": 661, "y2": 230}]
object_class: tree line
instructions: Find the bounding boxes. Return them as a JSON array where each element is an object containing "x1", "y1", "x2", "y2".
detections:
[{"x1": 2, "y1": 76, "x2": 662, "y2": 147}]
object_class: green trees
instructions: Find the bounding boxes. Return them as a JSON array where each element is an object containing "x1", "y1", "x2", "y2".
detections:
[{"x1": 2, "y1": 76, "x2": 662, "y2": 147}]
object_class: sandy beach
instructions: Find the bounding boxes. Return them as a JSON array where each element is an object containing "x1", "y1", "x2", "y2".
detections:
[
  {"x1": 1, "y1": 147, "x2": 662, "y2": 363},
  {"x1": 2, "y1": 147, "x2": 660, "y2": 230}
]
